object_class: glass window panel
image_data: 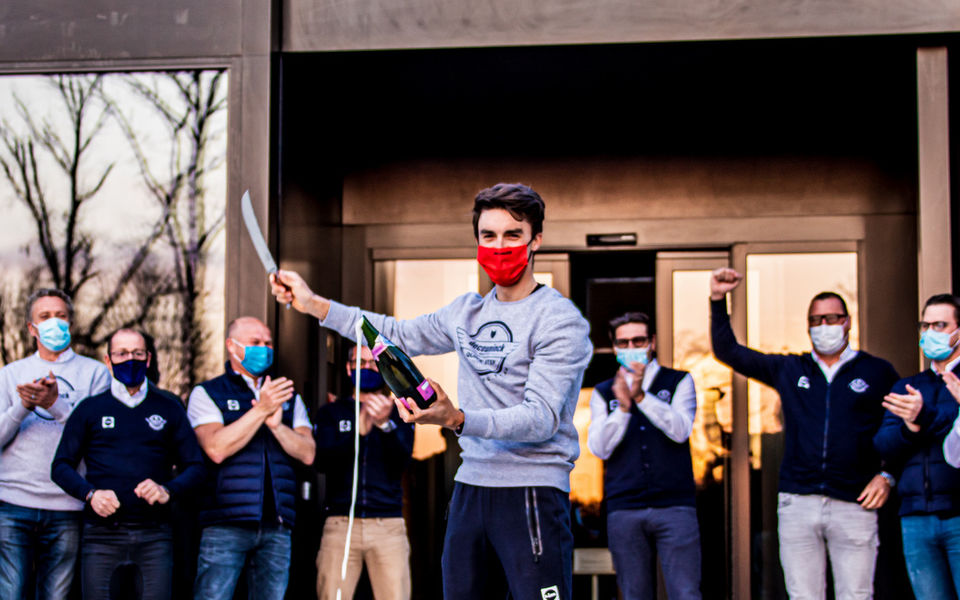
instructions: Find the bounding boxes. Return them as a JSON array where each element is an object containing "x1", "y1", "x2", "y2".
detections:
[
  {"x1": 0, "y1": 71, "x2": 227, "y2": 396},
  {"x1": 673, "y1": 270, "x2": 733, "y2": 486},
  {"x1": 533, "y1": 272, "x2": 554, "y2": 288},
  {"x1": 392, "y1": 259, "x2": 479, "y2": 460},
  {"x1": 746, "y1": 252, "x2": 859, "y2": 446},
  {"x1": 571, "y1": 388, "x2": 604, "y2": 507}
]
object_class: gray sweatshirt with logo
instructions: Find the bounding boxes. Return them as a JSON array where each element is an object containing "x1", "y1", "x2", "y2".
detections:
[
  {"x1": 0, "y1": 349, "x2": 111, "y2": 510},
  {"x1": 320, "y1": 286, "x2": 593, "y2": 492}
]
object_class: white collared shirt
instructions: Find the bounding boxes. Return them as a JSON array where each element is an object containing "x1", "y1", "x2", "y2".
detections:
[
  {"x1": 110, "y1": 377, "x2": 148, "y2": 409},
  {"x1": 933, "y1": 353, "x2": 960, "y2": 376},
  {"x1": 186, "y1": 375, "x2": 311, "y2": 430},
  {"x1": 812, "y1": 344, "x2": 859, "y2": 384},
  {"x1": 938, "y1": 355, "x2": 960, "y2": 468},
  {"x1": 587, "y1": 358, "x2": 697, "y2": 460}
]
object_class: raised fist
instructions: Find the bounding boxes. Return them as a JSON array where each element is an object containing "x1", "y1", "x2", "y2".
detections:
[{"x1": 710, "y1": 268, "x2": 743, "y2": 300}]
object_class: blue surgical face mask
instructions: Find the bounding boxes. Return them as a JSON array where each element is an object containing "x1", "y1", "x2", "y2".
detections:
[
  {"x1": 34, "y1": 318, "x2": 71, "y2": 353},
  {"x1": 232, "y1": 340, "x2": 274, "y2": 376},
  {"x1": 920, "y1": 329, "x2": 959, "y2": 361},
  {"x1": 112, "y1": 359, "x2": 148, "y2": 388},
  {"x1": 350, "y1": 368, "x2": 384, "y2": 392},
  {"x1": 615, "y1": 347, "x2": 649, "y2": 371}
]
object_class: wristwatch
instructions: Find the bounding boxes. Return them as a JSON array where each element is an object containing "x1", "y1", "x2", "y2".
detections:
[
  {"x1": 880, "y1": 471, "x2": 897, "y2": 487},
  {"x1": 84, "y1": 489, "x2": 96, "y2": 504},
  {"x1": 377, "y1": 419, "x2": 397, "y2": 433}
]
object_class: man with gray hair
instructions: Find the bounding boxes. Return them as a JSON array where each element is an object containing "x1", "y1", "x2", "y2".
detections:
[{"x1": 0, "y1": 288, "x2": 111, "y2": 600}]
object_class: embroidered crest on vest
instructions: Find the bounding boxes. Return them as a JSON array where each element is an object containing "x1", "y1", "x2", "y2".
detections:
[
  {"x1": 101, "y1": 416, "x2": 115, "y2": 429},
  {"x1": 797, "y1": 376, "x2": 811, "y2": 389},
  {"x1": 849, "y1": 378, "x2": 869, "y2": 393},
  {"x1": 657, "y1": 389, "x2": 672, "y2": 401},
  {"x1": 608, "y1": 399, "x2": 620, "y2": 412},
  {"x1": 146, "y1": 415, "x2": 167, "y2": 431},
  {"x1": 226, "y1": 399, "x2": 241, "y2": 411},
  {"x1": 339, "y1": 419, "x2": 352, "y2": 432}
]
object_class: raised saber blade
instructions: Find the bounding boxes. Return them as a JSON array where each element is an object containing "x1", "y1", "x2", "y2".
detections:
[
  {"x1": 240, "y1": 190, "x2": 290, "y2": 308},
  {"x1": 240, "y1": 190, "x2": 278, "y2": 274}
]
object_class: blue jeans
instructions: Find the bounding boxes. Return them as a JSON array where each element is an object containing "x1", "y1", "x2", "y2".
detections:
[
  {"x1": 0, "y1": 501, "x2": 80, "y2": 600},
  {"x1": 607, "y1": 506, "x2": 702, "y2": 600},
  {"x1": 193, "y1": 524, "x2": 291, "y2": 600},
  {"x1": 901, "y1": 514, "x2": 960, "y2": 600},
  {"x1": 81, "y1": 523, "x2": 172, "y2": 600}
]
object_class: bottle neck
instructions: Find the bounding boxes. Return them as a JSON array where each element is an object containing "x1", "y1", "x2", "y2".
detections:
[{"x1": 359, "y1": 317, "x2": 378, "y2": 347}]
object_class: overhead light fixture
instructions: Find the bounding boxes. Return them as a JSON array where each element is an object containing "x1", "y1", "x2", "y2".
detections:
[{"x1": 586, "y1": 233, "x2": 638, "y2": 247}]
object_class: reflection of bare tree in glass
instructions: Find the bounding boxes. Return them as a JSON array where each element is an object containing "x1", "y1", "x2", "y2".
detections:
[
  {"x1": 0, "y1": 75, "x2": 172, "y2": 356},
  {"x1": 0, "y1": 270, "x2": 41, "y2": 364},
  {"x1": 112, "y1": 71, "x2": 226, "y2": 395}
]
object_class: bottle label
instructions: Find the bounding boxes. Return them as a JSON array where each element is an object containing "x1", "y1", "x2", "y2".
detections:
[
  {"x1": 417, "y1": 379, "x2": 435, "y2": 401},
  {"x1": 372, "y1": 337, "x2": 387, "y2": 359}
]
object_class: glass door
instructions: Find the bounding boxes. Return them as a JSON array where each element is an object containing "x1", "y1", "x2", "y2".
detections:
[
  {"x1": 655, "y1": 251, "x2": 734, "y2": 600},
  {"x1": 736, "y1": 246, "x2": 860, "y2": 600}
]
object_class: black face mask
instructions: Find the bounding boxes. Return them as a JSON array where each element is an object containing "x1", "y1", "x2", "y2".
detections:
[
  {"x1": 113, "y1": 359, "x2": 148, "y2": 388},
  {"x1": 350, "y1": 368, "x2": 385, "y2": 392}
]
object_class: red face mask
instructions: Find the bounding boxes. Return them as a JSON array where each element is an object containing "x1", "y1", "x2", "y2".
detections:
[{"x1": 477, "y1": 244, "x2": 530, "y2": 287}]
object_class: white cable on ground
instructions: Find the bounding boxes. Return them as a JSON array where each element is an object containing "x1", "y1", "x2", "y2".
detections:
[{"x1": 336, "y1": 320, "x2": 363, "y2": 600}]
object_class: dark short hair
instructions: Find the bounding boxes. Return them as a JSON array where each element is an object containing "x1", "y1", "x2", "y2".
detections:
[
  {"x1": 607, "y1": 312, "x2": 654, "y2": 340},
  {"x1": 924, "y1": 293, "x2": 960, "y2": 323},
  {"x1": 106, "y1": 328, "x2": 146, "y2": 357},
  {"x1": 472, "y1": 183, "x2": 545, "y2": 240},
  {"x1": 25, "y1": 288, "x2": 74, "y2": 323},
  {"x1": 808, "y1": 292, "x2": 848, "y2": 316}
]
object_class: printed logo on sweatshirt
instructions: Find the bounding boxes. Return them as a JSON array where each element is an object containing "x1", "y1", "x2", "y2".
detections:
[
  {"x1": 540, "y1": 586, "x2": 559, "y2": 600},
  {"x1": 457, "y1": 321, "x2": 521, "y2": 375},
  {"x1": 339, "y1": 420, "x2": 352, "y2": 432},
  {"x1": 101, "y1": 416, "x2": 115, "y2": 429},
  {"x1": 849, "y1": 378, "x2": 869, "y2": 393},
  {"x1": 146, "y1": 415, "x2": 166, "y2": 431},
  {"x1": 797, "y1": 376, "x2": 811, "y2": 389},
  {"x1": 226, "y1": 399, "x2": 241, "y2": 411},
  {"x1": 657, "y1": 389, "x2": 672, "y2": 401}
]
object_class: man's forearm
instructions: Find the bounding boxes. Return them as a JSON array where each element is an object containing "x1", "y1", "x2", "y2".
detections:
[
  {"x1": 47, "y1": 396, "x2": 73, "y2": 423},
  {"x1": 0, "y1": 403, "x2": 30, "y2": 447},
  {"x1": 587, "y1": 411, "x2": 630, "y2": 460},
  {"x1": 303, "y1": 294, "x2": 331, "y2": 321},
  {"x1": 638, "y1": 376, "x2": 697, "y2": 443},
  {"x1": 199, "y1": 409, "x2": 268, "y2": 463},
  {"x1": 945, "y1": 416, "x2": 960, "y2": 468},
  {"x1": 51, "y1": 460, "x2": 93, "y2": 502},
  {"x1": 271, "y1": 425, "x2": 315, "y2": 465}
]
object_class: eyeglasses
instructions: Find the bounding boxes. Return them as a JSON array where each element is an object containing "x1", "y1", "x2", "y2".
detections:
[
  {"x1": 613, "y1": 336, "x2": 650, "y2": 349},
  {"x1": 807, "y1": 314, "x2": 847, "y2": 326},
  {"x1": 110, "y1": 350, "x2": 148, "y2": 361},
  {"x1": 918, "y1": 321, "x2": 955, "y2": 333}
]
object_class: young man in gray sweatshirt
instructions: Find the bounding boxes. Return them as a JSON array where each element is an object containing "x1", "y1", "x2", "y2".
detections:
[
  {"x1": 0, "y1": 288, "x2": 111, "y2": 600},
  {"x1": 273, "y1": 183, "x2": 593, "y2": 600}
]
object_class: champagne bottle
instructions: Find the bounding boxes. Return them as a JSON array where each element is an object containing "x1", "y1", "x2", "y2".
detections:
[{"x1": 359, "y1": 316, "x2": 436, "y2": 409}]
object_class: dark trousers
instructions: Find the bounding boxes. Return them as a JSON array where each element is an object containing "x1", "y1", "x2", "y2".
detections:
[
  {"x1": 81, "y1": 523, "x2": 172, "y2": 600},
  {"x1": 607, "y1": 506, "x2": 702, "y2": 600},
  {"x1": 441, "y1": 482, "x2": 573, "y2": 600}
]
